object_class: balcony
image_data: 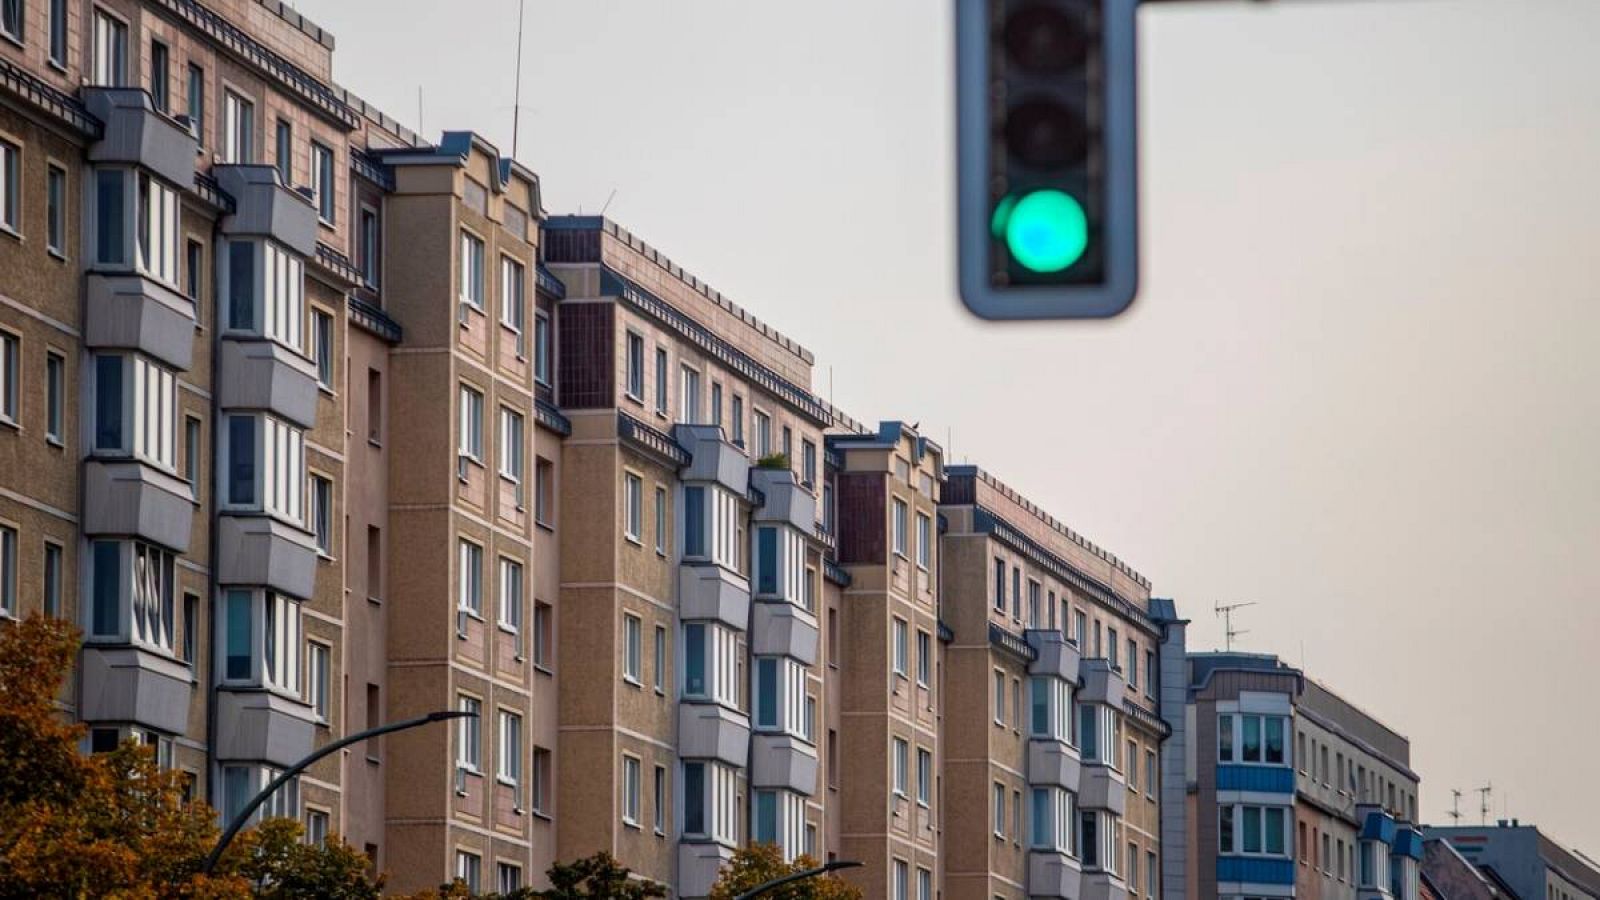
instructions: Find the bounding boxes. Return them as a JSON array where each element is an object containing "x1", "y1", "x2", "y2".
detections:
[
  {"x1": 214, "y1": 688, "x2": 316, "y2": 768},
  {"x1": 1079, "y1": 658, "x2": 1127, "y2": 708},
  {"x1": 216, "y1": 514, "x2": 317, "y2": 599},
  {"x1": 677, "y1": 702, "x2": 750, "y2": 769},
  {"x1": 679, "y1": 564, "x2": 750, "y2": 630},
  {"x1": 82, "y1": 88, "x2": 198, "y2": 188},
  {"x1": 749, "y1": 601, "x2": 819, "y2": 665},
  {"x1": 679, "y1": 841, "x2": 735, "y2": 900},
  {"x1": 1028, "y1": 739, "x2": 1082, "y2": 791},
  {"x1": 1025, "y1": 629, "x2": 1080, "y2": 681},
  {"x1": 79, "y1": 645, "x2": 192, "y2": 735},
  {"x1": 1080, "y1": 870, "x2": 1128, "y2": 900},
  {"x1": 84, "y1": 273, "x2": 198, "y2": 371},
  {"x1": 213, "y1": 165, "x2": 318, "y2": 256},
  {"x1": 750, "y1": 467, "x2": 815, "y2": 531},
  {"x1": 83, "y1": 459, "x2": 195, "y2": 552},
  {"x1": 674, "y1": 424, "x2": 748, "y2": 493},
  {"x1": 218, "y1": 338, "x2": 318, "y2": 428},
  {"x1": 749, "y1": 733, "x2": 818, "y2": 794},
  {"x1": 1029, "y1": 850, "x2": 1083, "y2": 899},
  {"x1": 1079, "y1": 763, "x2": 1127, "y2": 815}
]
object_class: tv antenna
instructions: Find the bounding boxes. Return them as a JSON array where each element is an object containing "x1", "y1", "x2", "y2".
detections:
[
  {"x1": 511, "y1": 0, "x2": 526, "y2": 158},
  {"x1": 1214, "y1": 600, "x2": 1256, "y2": 651},
  {"x1": 1477, "y1": 783, "x2": 1493, "y2": 825},
  {"x1": 1447, "y1": 789, "x2": 1463, "y2": 824}
]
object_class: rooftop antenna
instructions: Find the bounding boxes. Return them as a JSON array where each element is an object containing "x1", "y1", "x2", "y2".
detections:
[
  {"x1": 511, "y1": 0, "x2": 526, "y2": 158},
  {"x1": 1214, "y1": 601, "x2": 1256, "y2": 652},
  {"x1": 417, "y1": 86, "x2": 424, "y2": 140},
  {"x1": 1477, "y1": 783, "x2": 1492, "y2": 825},
  {"x1": 598, "y1": 188, "x2": 618, "y2": 217},
  {"x1": 1447, "y1": 790, "x2": 1463, "y2": 824}
]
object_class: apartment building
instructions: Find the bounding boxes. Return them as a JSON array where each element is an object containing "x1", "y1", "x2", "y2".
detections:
[
  {"x1": 1427, "y1": 822, "x2": 1600, "y2": 900},
  {"x1": 939, "y1": 465, "x2": 1170, "y2": 900},
  {"x1": 1170, "y1": 651, "x2": 1423, "y2": 900}
]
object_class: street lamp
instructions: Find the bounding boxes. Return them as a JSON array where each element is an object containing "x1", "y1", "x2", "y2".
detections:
[
  {"x1": 733, "y1": 860, "x2": 863, "y2": 900},
  {"x1": 201, "y1": 709, "x2": 475, "y2": 874}
]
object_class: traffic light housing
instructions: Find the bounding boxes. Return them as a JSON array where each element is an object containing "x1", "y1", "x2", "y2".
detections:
[{"x1": 957, "y1": 0, "x2": 1139, "y2": 319}]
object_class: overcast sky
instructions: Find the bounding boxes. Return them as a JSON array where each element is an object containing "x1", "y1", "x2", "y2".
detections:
[{"x1": 294, "y1": 0, "x2": 1600, "y2": 846}]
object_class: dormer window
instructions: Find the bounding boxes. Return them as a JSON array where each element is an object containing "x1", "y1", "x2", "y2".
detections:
[
  {"x1": 223, "y1": 239, "x2": 304, "y2": 352},
  {"x1": 94, "y1": 169, "x2": 180, "y2": 286}
]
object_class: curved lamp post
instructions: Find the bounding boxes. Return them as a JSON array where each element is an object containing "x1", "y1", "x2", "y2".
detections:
[
  {"x1": 733, "y1": 859, "x2": 863, "y2": 900},
  {"x1": 201, "y1": 709, "x2": 475, "y2": 874}
]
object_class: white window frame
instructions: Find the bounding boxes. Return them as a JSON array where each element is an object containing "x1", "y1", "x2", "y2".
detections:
[
  {"x1": 310, "y1": 140, "x2": 334, "y2": 224},
  {"x1": 0, "y1": 330, "x2": 15, "y2": 425},
  {"x1": 533, "y1": 310, "x2": 551, "y2": 384},
  {"x1": 306, "y1": 640, "x2": 330, "y2": 722},
  {"x1": 916, "y1": 511, "x2": 931, "y2": 570},
  {"x1": 654, "y1": 485, "x2": 667, "y2": 556},
  {"x1": 92, "y1": 9, "x2": 128, "y2": 87},
  {"x1": 499, "y1": 406, "x2": 525, "y2": 497},
  {"x1": 309, "y1": 473, "x2": 332, "y2": 555},
  {"x1": 459, "y1": 230, "x2": 485, "y2": 311},
  {"x1": 91, "y1": 353, "x2": 178, "y2": 472},
  {"x1": 222, "y1": 89, "x2": 254, "y2": 164},
  {"x1": 622, "y1": 612, "x2": 642, "y2": 685},
  {"x1": 500, "y1": 255, "x2": 526, "y2": 353},
  {"x1": 498, "y1": 556, "x2": 523, "y2": 638},
  {"x1": 654, "y1": 346, "x2": 668, "y2": 415},
  {"x1": 679, "y1": 363, "x2": 701, "y2": 424},
  {"x1": 311, "y1": 308, "x2": 333, "y2": 388},
  {"x1": 1, "y1": 525, "x2": 18, "y2": 618},
  {"x1": 624, "y1": 330, "x2": 644, "y2": 400},
  {"x1": 457, "y1": 695, "x2": 482, "y2": 772},
  {"x1": 0, "y1": 140, "x2": 19, "y2": 234},
  {"x1": 457, "y1": 539, "x2": 483, "y2": 618},
  {"x1": 621, "y1": 753, "x2": 642, "y2": 826},
  {"x1": 623, "y1": 472, "x2": 643, "y2": 542},
  {"x1": 892, "y1": 497, "x2": 908, "y2": 557},
  {"x1": 891, "y1": 616, "x2": 908, "y2": 676},
  {"x1": 497, "y1": 709, "x2": 522, "y2": 788},
  {"x1": 458, "y1": 384, "x2": 484, "y2": 462},
  {"x1": 892, "y1": 736, "x2": 909, "y2": 797}
]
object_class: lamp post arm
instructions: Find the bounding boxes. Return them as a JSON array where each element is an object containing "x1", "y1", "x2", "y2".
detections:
[
  {"x1": 201, "y1": 709, "x2": 474, "y2": 874},
  {"x1": 733, "y1": 860, "x2": 864, "y2": 900}
]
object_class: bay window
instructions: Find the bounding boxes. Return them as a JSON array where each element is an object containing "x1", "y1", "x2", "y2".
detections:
[
  {"x1": 87, "y1": 540, "x2": 176, "y2": 655},
  {"x1": 1218, "y1": 713, "x2": 1290, "y2": 766},
  {"x1": 753, "y1": 789, "x2": 807, "y2": 862},
  {"x1": 753, "y1": 656, "x2": 808, "y2": 738},
  {"x1": 94, "y1": 170, "x2": 180, "y2": 286},
  {"x1": 222, "y1": 765, "x2": 297, "y2": 823},
  {"x1": 223, "y1": 239, "x2": 305, "y2": 351},
  {"x1": 1030, "y1": 676, "x2": 1075, "y2": 745},
  {"x1": 682, "y1": 760, "x2": 739, "y2": 845},
  {"x1": 1218, "y1": 803, "x2": 1290, "y2": 857},
  {"x1": 683, "y1": 621, "x2": 741, "y2": 708},
  {"x1": 1079, "y1": 810, "x2": 1123, "y2": 873},
  {"x1": 682, "y1": 484, "x2": 739, "y2": 568},
  {"x1": 1078, "y1": 702, "x2": 1121, "y2": 764},
  {"x1": 1031, "y1": 787, "x2": 1079, "y2": 856},
  {"x1": 753, "y1": 525, "x2": 805, "y2": 604},
  {"x1": 222, "y1": 413, "x2": 304, "y2": 524},
  {"x1": 93, "y1": 353, "x2": 177, "y2": 470},
  {"x1": 220, "y1": 588, "x2": 302, "y2": 695}
]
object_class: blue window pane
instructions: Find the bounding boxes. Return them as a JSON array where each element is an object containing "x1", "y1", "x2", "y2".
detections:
[
  {"x1": 229, "y1": 241, "x2": 254, "y2": 330},
  {"x1": 682, "y1": 762, "x2": 705, "y2": 835},
  {"x1": 754, "y1": 791, "x2": 776, "y2": 844},
  {"x1": 92, "y1": 541, "x2": 120, "y2": 636},
  {"x1": 1243, "y1": 806, "x2": 1262, "y2": 853},
  {"x1": 756, "y1": 658, "x2": 778, "y2": 729},
  {"x1": 95, "y1": 356, "x2": 123, "y2": 450},
  {"x1": 684, "y1": 624, "x2": 705, "y2": 696},
  {"x1": 757, "y1": 528, "x2": 777, "y2": 595},
  {"x1": 97, "y1": 170, "x2": 125, "y2": 265},
  {"x1": 684, "y1": 487, "x2": 705, "y2": 557},
  {"x1": 228, "y1": 416, "x2": 255, "y2": 505},
  {"x1": 226, "y1": 589, "x2": 252, "y2": 679}
]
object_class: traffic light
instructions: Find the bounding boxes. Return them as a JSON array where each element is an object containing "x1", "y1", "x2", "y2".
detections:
[{"x1": 957, "y1": 0, "x2": 1139, "y2": 319}]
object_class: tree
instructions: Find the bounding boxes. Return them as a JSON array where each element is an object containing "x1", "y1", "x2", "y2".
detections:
[
  {"x1": 538, "y1": 851, "x2": 667, "y2": 900},
  {"x1": 0, "y1": 614, "x2": 383, "y2": 899},
  {"x1": 708, "y1": 845, "x2": 863, "y2": 900}
]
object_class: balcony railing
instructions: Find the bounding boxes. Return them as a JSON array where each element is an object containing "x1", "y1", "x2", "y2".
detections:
[
  {"x1": 0, "y1": 57, "x2": 101, "y2": 137},
  {"x1": 347, "y1": 296, "x2": 401, "y2": 344},
  {"x1": 617, "y1": 412, "x2": 691, "y2": 467}
]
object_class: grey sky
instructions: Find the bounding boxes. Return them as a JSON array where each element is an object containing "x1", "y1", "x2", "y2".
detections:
[{"x1": 295, "y1": 0, "x2": 1600, "y2": 844}]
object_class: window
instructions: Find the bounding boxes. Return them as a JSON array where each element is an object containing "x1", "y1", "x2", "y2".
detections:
[
  {"x1": 223, "y1": 240, "x2": 303, "y2": 348},
  {"x1": 682, "y1": 760, "x2": 739, "y2": 844},
  {"x1": 305, "y1": 808, "x2": 328, "y2": 847},
  {"x1": 498, "y1": 557, "x2": 523, "y2": 636},
  {"x1": 531, "y1": 747, "x2": 552, "y2": 813},
  {"x1": 1127, "y1": 639, "x2": 1138, "y2": 689},
  {"x1": 621, "y1": 755, "x2": 641, "y2": 825},
  {"x1": 534, "y1": 312, "x2": 551, "y2": 383},
  {"x1": 459, "y1": 231, "x2": 484, "y2": 310},
  {"x1": 0, "y1": 0, "x2": 20, "y2": 43},
  {"x1": 147, "y1": 39, "x2": 172, "y2": 112},
  {"x1": 654, "y1": 347, "x2": 668, "y2": 415},
  {"x1": 679, "y1": 364, "x2": 701, "y2": 423},
  {"x1": 533, "y1": 601, "x2": 552, "y2": 669},
  {"x1": 312, "y1": 309, "x2": 333, "y2": 387},
  {"x1": 801, "y1": 439, "x2": 816, "y2": 485},
  {"x1": 0, "y1": 525, "x2": 14, "y2": 617},
  {"x1": 915, "y1": 630, "x2": 931, "y2": 686},
  {"x1": 48, "y1": 0, "x2": 65, "y2": 65},
  {"x1": 915, "y1": 512, "x2": 931, "y2": 570},
  {"x1": 753, "y1": 656, "x2": 808, "y2": 736},
  {"x1": 654, "y1": 485, "x2": 667, "y2": 555},
  {"x1": 1146, "y1": 749, "x2": 1157, "y2": 796},
  {"x1": 92, "y1": 11, "x2": 128, "y2": 86},
  {"x1": 94, "y1": 354, "x2": 178, "y2": 469},
  {"x1": 310, "y1": 142, "x2": 334, "y2": 223},
  {"x1": 455, "y1": 851, "x2": 480, "y2": 893},
  {"x1": 1030, "y1": 676, "x2": 1074, "y2": 743},
  {"x1": 1126, "y1": 740, "x2": 1139, "y2": 790},
  {"x1": 306, "y1": 641, "x2": 329, "y2": 722},
  {"x1": 46, "y1": 164, "x2": 65, "y2": 255},
  {"x1": 45, "y1": 351, "x2": 63, "y2": 443},
  {"x1": 892, "y1": 737, "x2": 908, "y2": 796},
  {"x1": 625, "y1": 331, "x2": 644, "y2": 400},
  {"x1": 222, "y1": 90, "x2": 253, "y2": 164},
  {"x1": 0, "y1": 140, "x2": 15, "y2": 234},
  {"x1": 186, "y1": 65, "x2": 204, "y2": 142},
  {"x1": 917, "y1": 869, "x2": 931, "y2": 900},
  {"x1": 458, "y1": 385, "x2": 483, "y2": 461},
  {"x1": 1218, "y1": 713, "x2": 1290, "y2": 766},
  {"x1": 497, "y1": 710, "x2": 522, "y2": 787},
  {"x1": 499, "y1": 407, "x2": 525, "y2": 494},
  {"x1": 731, "y1": 394, "x2": 744, "y2": 444},
  {"x1": 916, "y1": 748, "x2": 932, "y2": 806},
  {"x1": 261, "y1": 591, "x2": 300, "y2": 693},
  {"x1": 497, "y1": 863, "x2": 521, "y2": 895},
  {"x1": 653, "y1": 625, "x2": 666, "y2": 692},
  {"x1": 274, "y1": 119, "x2": 292, "y2": 185},
  {"x1": 1217, "y1": 803, "x2": 1289, "y2": 857},
  {"x1": 623, "y1": 472, "x2": 642, "y2": 541},
  {"x1": 892, "y1": 498, "x2": 908, "y2": 556},
  {"x1": 622, "y1": 613, "x2": 642, "y2": 684},
  {"x1": 1030, "y1": 787, "x2": 1078, "y2": 854},
  {"x1": 310, "y1": 474, "x2": 332, "y2": 554},
  {"x1": 753, "y1": 409, "x2": 770, "y2": 456},
  {"x1": 217, "y1": 587, "x2": 299, "y2": 691},
  {"x1": 1012, "y1": 566, "x2": 1021, "y2": 618},
  {"x1": 710, "y1": 382, "x2": 722, "y2": 428},
  {"x1": 993, "y1": 783, "x2": 1006, "y2": 837},
  {"x1": 221, "y1": 414, "x2": 303, "y2": 522},
  {"x1": 892, "y1": 617, "x2": 908, "y2": 676},
  {"x1": 457, "y1": 540, "x2": 482, "y2": 617},
  {"x1": 1145, "y1": 650, "x2": 1156, "y2": 697},
  {"x1": 366, "y1": 369, "x2": 382, "y2": 444},
  {"x1": 993, "y1": 670, "x2": 1005, "y2": 725},
  {"x1": 893, "y1": 861, "x2": 908, "y2": 900},
  {"x1": 501, "y1": 256, "x2": 525, "y2": 350},
  {"x1": 457, "y1": 695, "x2": 481, "y2": 771},
  {"x1": 43, "y1": 542, "x2": 62, "y2": 618},
  {"x1": 358, "y1": 206, "x2": 379, "y2": 287},
  {"x1": 185, "y1": 240, "x2": 202, "y2": 299},
  {"x1": 683, "y1": 622, "x2": 741, "y2": 707},
  {"x1": 1109, "y1": 627, "x2": 1120, "y2": 668},
  {"x1": 530, "y1": 457, "x2": 555, "y2": 526}
]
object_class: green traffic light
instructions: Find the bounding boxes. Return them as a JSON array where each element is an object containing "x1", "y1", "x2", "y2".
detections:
[{"x1": 993, "y1": 189, "x2": 1088, "y2": 273}]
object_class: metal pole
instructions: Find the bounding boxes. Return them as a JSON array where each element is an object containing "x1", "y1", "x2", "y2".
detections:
[
  {"x1": 201, "y1": 709, "x2": 475, "y2": 874},
  {"x1": 733, "y1": 860, "x2": 864, "y2": 900}
]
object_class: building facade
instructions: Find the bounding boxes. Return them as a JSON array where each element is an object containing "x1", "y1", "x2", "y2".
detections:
[
  {"x1": 1427, "y1": 823, "x2": 1600, "y2": 900},
  {"x1": 1169, "y1": 652, "x2": 1424, "y2": 900}
]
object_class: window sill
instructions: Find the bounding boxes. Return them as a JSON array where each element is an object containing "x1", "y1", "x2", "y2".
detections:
[
  {"x1": 624, "y1": 535, "x2": 642, "y2": 547},
  {"x1": 496, "y1": 622, "x2": 518, "y2": 636},
  {"x1": 367, "y1": 595, "x2": 383, "y2": 606},
  {"x1": 622, "y1": 676, "x2": 643, "y2": 689},
  {"x1": 317, "y1": 383, "x2": 335, "y2": 397},
  {"x1": 47, "y1": 247, "x2": 68, "y2": 263},
  {"x1": 366, "y1": 755, "x2": 381, "y2": 766},
  {"x1": 533, "y1": 663, "x2": 554, "y2": 677},
  {"x1": 495, "y1": 775, "x2": 518, "y2": 788},
  {"x1": 0, "y1": 225, "x2": 21, "y2": 244},
  {"x1": 368, "y1": 437, "x2": 383, "y2": 449},
  {"x1": 621, "y1": 819, "x2": 641, "y2": 831},
  {"x1": 531, "y1": 809, "x2": 552, "y2": 822},
  {"x1": 45, "y1": 435, "x2": 64, "y2": 449},
  {"x1": 535, "y1": 519, "x2": 554, "y2": 534}
]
